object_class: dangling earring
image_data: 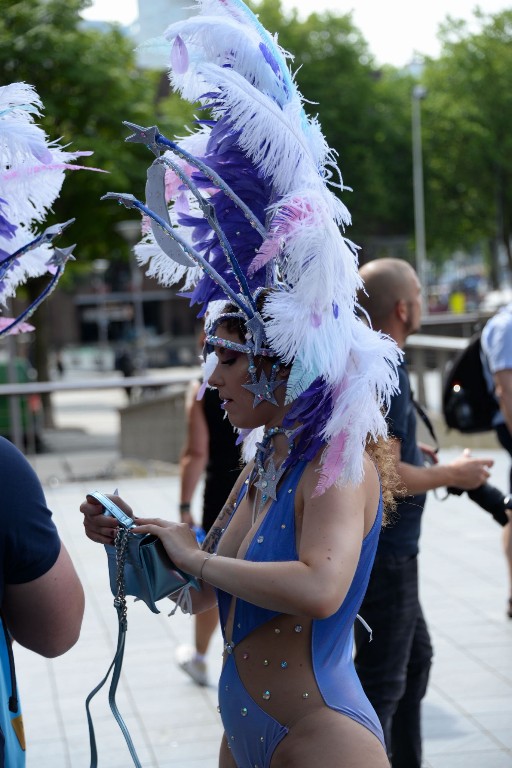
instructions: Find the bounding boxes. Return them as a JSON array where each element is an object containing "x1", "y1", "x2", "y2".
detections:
[{"x1": 243, "y1": 356, "x2": 283, "y2": 407}]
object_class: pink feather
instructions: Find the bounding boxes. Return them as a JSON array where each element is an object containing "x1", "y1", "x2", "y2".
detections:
[
  {"x1": 248, "y1": 197, "x2": 316, "y2": 276},
  {"x1": 0, "y1": 317, "x2": 35, "y2": 334},
  {"x1": 313, "y1": 429, "x2": 347, "y2": 497}
]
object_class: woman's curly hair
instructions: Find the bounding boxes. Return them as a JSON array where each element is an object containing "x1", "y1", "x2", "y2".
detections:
[{"x1": 365, "y1": 435, "x2": 403, "y2": 526}]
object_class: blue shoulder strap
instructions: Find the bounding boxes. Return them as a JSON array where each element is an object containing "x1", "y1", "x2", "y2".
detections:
[{"x1": 0, "y1": 616, "x2": 25, "y2": 767}]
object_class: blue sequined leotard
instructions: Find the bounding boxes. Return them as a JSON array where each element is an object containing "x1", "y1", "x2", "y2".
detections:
[{"x1": 216, "y1": 460, "x2": 384, "y2": 768}]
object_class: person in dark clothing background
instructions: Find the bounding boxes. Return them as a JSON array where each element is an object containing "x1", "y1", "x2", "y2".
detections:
[
  {"x1": 481, "y1": 303, "x2": 512, "y2": 616},
  {"x1": 354, "y1": 258, "x2": 493, "y2": 768},
  {"x1": 175, "y1": 378, "x2": 242, "y2": 685}
]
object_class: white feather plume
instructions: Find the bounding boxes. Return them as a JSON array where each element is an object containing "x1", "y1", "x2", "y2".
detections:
[
  {"x1": 0, "y1": 81, "x2": 95, "y2": 325},
  {"x1": 131, "y1": 0, "x2": 402, "y2": 490}
]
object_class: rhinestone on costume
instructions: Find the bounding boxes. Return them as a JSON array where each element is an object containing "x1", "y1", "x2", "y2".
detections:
[
  {"x1": 263, "y1": 659, "x2": 269, "y2": 666},
  {"x1": 243, "y1": 652, "x2": 249, "y2": 660},
  {"x1": 281, "y1": 524, "x2": 286, "y2": 529},
  {"x1": 231, "y1": 735, "x2": 235, "y2": 741},
  {"x1": 302, "y1": 692, "x2": 309, "y2": 699},
  {"x1": 241, "y1": 707, "x2": 248, "y2": 717},
  {"x1": 280, "y1": 661, "x2": 288, "y2": 669},
  {"x1": 262, "y1": 691, "x2": 271, "y2": 700},
  {"x1": 294, "y1": 625, "x2": 303, "y2": 633},
  {"x1": 257, "y1": 536, "x2": 264, "y2": 544},
  {"x1": 217, "y1": 705, "x2": 221, "y2": 713},
  {"x1": 274, "y1": 628, "x2": 281, "y2": 634}
]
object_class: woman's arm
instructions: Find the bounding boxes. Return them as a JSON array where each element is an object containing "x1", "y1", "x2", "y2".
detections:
[
  {"x1": 169, "y1": 463, "x2": 254, "y2": 613},
  {"x1": 79, "y1": 467, "x2": 249, "y2": 616},
  {"x1": 133, "y1": 459, "x2": 374, "y2": 619}
]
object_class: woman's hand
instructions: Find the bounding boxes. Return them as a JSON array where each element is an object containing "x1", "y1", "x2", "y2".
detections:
[
  {"x1": 80, "y1": 494, "x2": 134, "y2": 545},
  {"x1": 132, "y1": 518, "x2": 203, "y2": 575}
]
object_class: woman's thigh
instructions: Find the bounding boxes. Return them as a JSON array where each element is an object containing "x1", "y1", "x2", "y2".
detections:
[
  {"x1": 219, "y1": 733, "x2": 237, "y2": 768},
  {"x1": 271, "y1": 709, "x2": 389, "y2": 768}
]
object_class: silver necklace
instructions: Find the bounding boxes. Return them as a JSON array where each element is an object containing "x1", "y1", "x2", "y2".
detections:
[{"x1": 250, "y1": 426, "x2": 295, "y2": 524}]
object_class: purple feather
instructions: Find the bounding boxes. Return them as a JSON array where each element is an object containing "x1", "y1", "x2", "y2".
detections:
[
  {"x1": 0, "y1": 199, "x2": 17, "y2": 243},
  {"x1": 176, "y1": 116, "x2": 271, "y2": 312},
  {"x1": 282, "y1": 378, "x2": 332, "y2": 468},
  {"x1": 171, "y1": 35, "x2": 189, "y2": 75}
]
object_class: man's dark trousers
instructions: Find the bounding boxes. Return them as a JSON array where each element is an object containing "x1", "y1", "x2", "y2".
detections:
[{"x1": 354, "y1": 553, "x2": 433, "y2": 768}]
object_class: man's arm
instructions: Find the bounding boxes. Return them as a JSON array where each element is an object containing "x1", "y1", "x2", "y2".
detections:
[
  {"x1": 390, "y1": 439, "x2": 493, "y2": 496},
  {"x1": 2, "y1": 542, "x2": 84, "y2": 658},
  {"x1": 493, "y1": 369, "x2": 512, "y2": 435}
]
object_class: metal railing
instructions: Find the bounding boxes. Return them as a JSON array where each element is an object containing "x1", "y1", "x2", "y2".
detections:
[
  {"x1": 0, "y1": 335, "x2": 471, "y2": 452},
  {"x1": 405, "y1": 334, "x2": 467, "y2": 407},
  {"x1": 0, "y1": 369, "x2": 200, "y2": 452}
]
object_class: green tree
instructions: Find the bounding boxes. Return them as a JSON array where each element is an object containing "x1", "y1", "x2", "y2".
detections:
[
  {"x1": 1, "y1": 0, "x2": 159, "y2": 264},
  {"x1": 253, "y1": 0, "x2": 416, "y2": 259},
  {"x1": 0, "y1": 0, "x2": 194, "y2": 421},
  {"x1": 422, "y1": 10, "x2": 512, "y2": 283}
]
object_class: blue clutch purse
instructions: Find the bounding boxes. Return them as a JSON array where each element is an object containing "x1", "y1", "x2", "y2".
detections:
[
  {"x1": 89, "y1": 491, "x2": 199, "y2": 614},
  {"x1": 86, "y1": 492, "x2": 200, "y2": 767},
  {"x1": 104, "y1": 532, "x2": 198, "y2": 614}
]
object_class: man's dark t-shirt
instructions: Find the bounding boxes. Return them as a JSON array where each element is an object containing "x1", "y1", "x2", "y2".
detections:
[{"x1": 377, "y1": 361, "x2": 427, "y2": 557}]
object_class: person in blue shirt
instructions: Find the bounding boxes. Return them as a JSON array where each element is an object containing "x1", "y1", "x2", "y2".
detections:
[
  {"x1": 481, "y1": 302, "x2": 512, "y2": 616},
  {"x1": 354, "y1": 258, "x2": 493, "y2": 768},
  {"x1": 176, "y1": 378, "x2": 242, "y2": 686}
]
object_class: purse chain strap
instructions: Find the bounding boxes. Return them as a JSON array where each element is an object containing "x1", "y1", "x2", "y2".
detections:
[{"x1": 86, "y1": 527, "x2": 143, "y2": 768}]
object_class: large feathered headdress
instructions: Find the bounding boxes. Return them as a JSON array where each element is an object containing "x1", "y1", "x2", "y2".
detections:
[
  {"x1": 104, "y1": 0, "x2": 400, "y2": 490},
  {"x1": 0, "y1": 82, "x2": 97, "y2": 335}
]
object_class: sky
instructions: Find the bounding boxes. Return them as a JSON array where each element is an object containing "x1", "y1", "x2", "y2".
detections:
[{"x1": 82, "y1": 0, "x2": 512, "y2": 67}]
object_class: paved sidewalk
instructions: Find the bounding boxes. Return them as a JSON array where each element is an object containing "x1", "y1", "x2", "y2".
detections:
[{"x1": 15, "y1": 443, "x2": 512, "y2": 768}]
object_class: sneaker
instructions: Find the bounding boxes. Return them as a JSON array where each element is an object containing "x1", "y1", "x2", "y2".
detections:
[{"x1": 175, "y1": 644, "x2": 208, "y2": 686}]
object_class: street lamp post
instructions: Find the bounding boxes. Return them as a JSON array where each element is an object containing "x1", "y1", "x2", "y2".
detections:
[
  {"x1": 114, "y1": 221, "x2": 147, "y2": 372},
  {"x1": 6, "y1": 321, "x2": 23, "y2": 451},
  {"x1": 91, "y1": 258, "x2": 110, "y2": 370},
  {"x1": 411, "y1": 85, "x2": 428, "y2": 312}
]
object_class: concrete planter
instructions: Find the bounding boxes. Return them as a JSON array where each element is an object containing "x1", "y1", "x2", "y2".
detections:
[{"x1": 119, "y1": 388, "x2": 186, "y2": 464}]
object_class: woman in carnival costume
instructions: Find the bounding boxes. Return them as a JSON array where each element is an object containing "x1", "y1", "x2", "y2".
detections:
[{"x1": 81, "y1": 1, "x2": 401, "y2": 765}]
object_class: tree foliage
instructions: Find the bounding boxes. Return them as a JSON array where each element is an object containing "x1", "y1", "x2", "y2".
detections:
[
  {"x1": 0, "y1": 0, "x2": 193, "y2": 271},
  {"x1": 4, "y1": 0, "x2": 511, "y2": 304},
  {"x1": 0, "y1": 0, "x2": 194, "y2": 409},
  {"x1": 422, "y1": 10, "x2": 512, "y2": 277},
  {"x1": 253, "y1": 0, "x2": 416, "y2": 259}
]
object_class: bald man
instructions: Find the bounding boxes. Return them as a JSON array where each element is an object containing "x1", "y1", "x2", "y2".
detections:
[{"x1": 354, "y1": 258, "x2": 493, "y2": 768}]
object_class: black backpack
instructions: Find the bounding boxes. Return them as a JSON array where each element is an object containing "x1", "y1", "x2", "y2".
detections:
[{"x1": 442, "y1": 332, "x2": 499, "y2": 433}]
